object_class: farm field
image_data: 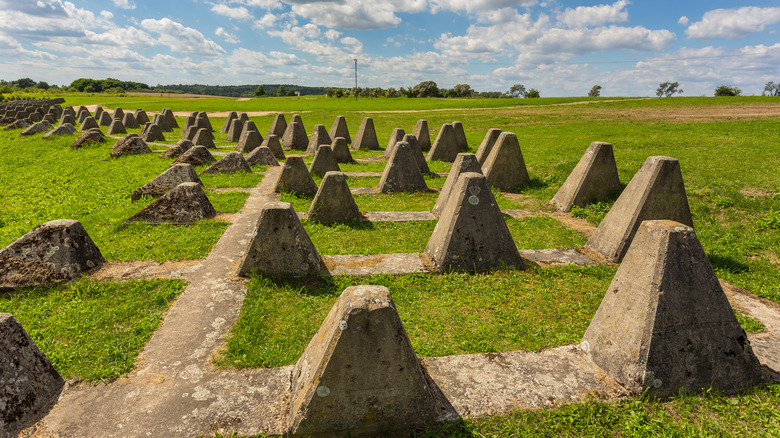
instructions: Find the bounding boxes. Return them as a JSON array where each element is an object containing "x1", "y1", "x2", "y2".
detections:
[{"x1": 1, "y1": 94, "x2": 779, "y2": 436}]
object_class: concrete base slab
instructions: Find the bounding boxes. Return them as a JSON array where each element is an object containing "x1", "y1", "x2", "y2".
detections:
[
  {"x1": 520, "y1": 248, "x2": 598, "y2": 267},
  {"x1": 364, "y1": 211, "x2": 436, "y2": 222},
  {"x1": 350, "y1": 187, "x2": 377, "y2": 195}
]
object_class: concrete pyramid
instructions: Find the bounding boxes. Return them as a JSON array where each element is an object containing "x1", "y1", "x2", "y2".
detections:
[
  {"x1": 262, "y1": 134, "x2": 286, "y2": 159},
  {"x1": 125, "y1": 182, "x2": 216, "y2": 225},
  {"x1": 330, "y1": 137, "x2": 353, "y2": 163},
  {"x1": 290, "y1": 114, "x2": 303, "y2": 125},
  {"x1": 551, "y1": 141, "x2": 622, "y2": 212},
  {"x1": 238, "y1": 112, "x2": 249, "y2": 125},
  {"x1": 329, "y1": 115, "x2": 350, "y2": 144},
  {"x1": 42, "y1": 123, "x2": 76, "y2": 139},
  {"x1": 152, "y1": 113, "x2": 172, "y2": 132},
  {"x1": 182, "y1": 115, "x2": 196, "y2": 134},
  {"x1": 77, "y1": 110, "x2": 89, "y2": 124},
  {"x1": 94, "y1": 106, "x2": 104, "y2": 119},
  {"x1": 582, "y1": 220, "x2": 764, "y2": 397},
  {"x1": 425, "y1": 172, "x2": 524, "y2": 272},
  {"x1": 383, "y1": 128, "x2": 406, "y2": 158},
  {"x1": 59, "y1": 114, "x2": 76, "y2": 127},
  {"x1": 586, "y1": 156, "x2": 693, "y2": 262},
  {"x1": 141, "y1": 123, "x2": 165, "y2": 142},
  {"x1": 275, "y1": 156, "x2": 318, "y2": 195},
  {"x1": 452, "y1": 121, "x2": 468, "y2": 151},
  {"x1": 182, "y1": 125, "x2": 198, "y2": 141},
  {"x1": 196, "y1": 112, "x2": 213, "y2": 131},
  {"x1": 20, "y1": 121, "x2": 52, "y2": 137},
  {"x1": 309, "y1": 145, "x2": 341, "y2": 177},
  {"x1": 201, "y1": 151, "x2": 252, "y2": 175},
  {"x1": 131, "y1": 163, "x2": 201, "y2": 201},
  {"x1": 427, "y1": 123, "x2": 459, "y2": 162},
  {"x1": 307, "y1": 171, "x2": 364, "y2": 224},
  {"x1": 306, "y1": 124, "x2": 332, "y2": 154},
  {"x1": 134, "y1": 109, "x2": 150, "y2": 125},
  {"x1": 226, "y1": 118, "x2": 243, "y2": 142},
  {"x1": 236, "y1": 127, "x2": 262, "y2": 154},
  {"x1": 79, "y1": 116, "x2": 99, "y2": 131},
  {"x1": 350, "y1": 117, "x2": 379, "y2": 150},
  {"x1": 110, "y1": 134, "x2": 152, "y2": 158},
  {"x1": 193, "y1": 128, "x2": 215, "y2": 149},
  {"x1": 482, "y1": 132, "x2": 530, "y2": 191},
  {"x1": 221, "y1": 111, "x2": 237, "y2": 133},
  {"x1": 281, "y1": 121, "x2": 309, "y2": 150},
  {"x1": 475, "y1": 128, "x2": 502, "y2": 165},
  {"x1": 288, "y1": 285, "x2": 436, "y2": 436},
  {"x1": 413, "y1": 119, "x2": 431, "y2": 151},
  {"x1": 0, "y1": 314, "x2": 64, "y2": 437},
  {"x1": 267, "y1": 113, "x2": 287, "y2": 138},
  {"x1": 173, "y1": 145, "x2": 216, "y2": 166},
  {"x1": 245, "y1": 146, "x2": 279, "y2": 167},
  {"x1": 113, "y1": 107, "x2": 125, "y2": 121},
  {"x1": 0, "y1": 219, "x2": 105, "y2": 289},
  {"x1": 236, "y1": 201, "x2": 323, "y2": 278},
  {"x1": 377, "y1": 141, "x2": 429, "y2": 193},
  {"x1": 162, "y1": 108, "x2": 178, "y2": 128},
  {"x1": 162, "y1": 139, "x2": 193, "y2": 159},
  {"x1": 98, "y1": 111, "x2": 112, "y2": 126},
  {"x1": 121, "y1": 112, "x2": 139, "y2": 129},
  {"x1": 403, "y1": 133, "x2": 430, "y2": 175},
  {"x1": 106, "y1": 118, "x2": 126, "y2": 135},
  {"x1": 433, "y1": 153, "x2": 482, "y2": 215},
  {"x1": 71, "y1": 128, "x2": 105, "y2": 149}
]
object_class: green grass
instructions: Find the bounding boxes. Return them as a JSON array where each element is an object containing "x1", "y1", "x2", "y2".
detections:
[
  {"x1": 198, "y1": 169, "x2": 263, "y2": 188},
  {"x1": 304, "y1": 220, "x2": 436, "y2": 254},
  {"x1": 208, "y1": 191, "x2": 250, "y2": 213},
  {"x1": 0, "y1": 278, "x2": 186, "y2": 381}
]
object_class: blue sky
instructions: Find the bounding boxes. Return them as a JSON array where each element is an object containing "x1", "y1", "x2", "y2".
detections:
[{"x1": 1, "y1": 0, "x2": 779, "y2": 96}]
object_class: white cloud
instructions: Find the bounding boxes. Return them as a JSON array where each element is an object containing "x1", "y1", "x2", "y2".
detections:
[
  {"x1": 141, "y1": 18, "x2": 226, "y2": 57},
  {"x1": 215, "y1": 27, "x2": 241, "y2": 44},
  {"x1": 211, "y1": 4, "x2": 252, "y2": 20},
  {"x1": 324, "y1": 29, "x2": 341, "y2": 41},
  {"x1": 0, "y1": 0, "x2": 113, "y2": 38},
  {"x1": 0, "y1": 35, "x2": 58, "y2": 60},
  {"x1": 557, "y1": 0, "x2": 629, "y2": 28},
  {"x1": 289, "y1": 0, "x2": 427, "y2": 30},
  {"x1": 254, "y1": 13, "x2": 278, "y2": 29},
  {"x1": 430, "y1": 0, "x2": 536, "y2": 14},
  {"x1": 83, "y1": 26, "x2": 157, "y2": 48},
  {"x1": 340, "y1": 36, "x2": 363, "y2": 53},
  {"x1": 111, "y1": 0, "x2": 136, "y2": 10},
  {"x1": 678, "y1": 16, "x2": 688, "y2": 26},
  {"x1": 686, "y1": 7, "x2": 780, "y2": 40},
  {"x1": 237, "y1": 0, "x2": 283, "y2": 8}
]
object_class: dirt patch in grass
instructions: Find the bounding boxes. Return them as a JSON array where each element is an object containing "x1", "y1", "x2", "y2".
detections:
[
  {"x1": 89, "y1": 260, "x2": 200, "y2": 281},
  {"x1": 740, "y1": 187, "x2": 775, "y2": 198}
]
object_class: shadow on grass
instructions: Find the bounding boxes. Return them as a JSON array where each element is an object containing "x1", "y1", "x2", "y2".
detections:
[{"x1": 709, "y1": 253, "x2": 751, "y2": 274}]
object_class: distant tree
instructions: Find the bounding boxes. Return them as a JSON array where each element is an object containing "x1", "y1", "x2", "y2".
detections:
[
  {"x1": 334, "y1": 88, "x2": 344, "y2": 98},
  {"x1": 386, "y1": 87, "x2": 400, "y2": 98},
  {"x1": 276, "y1": 85, "x2": 286, "y2": 96},
  {"x1": 412, "y1": 80, "x2": 439, "y2": 98},
  {"x1": 525, "y1": 88, "x2": 540, "y2": 98},
  {"x1": 762, "y1": 81, "x2": 780, "y2": 96},
  {"x1": 254, "y1": 85, "x2": 266, "y2": 96},
  {"x1": 656, "y1": 81, "x2": 682, "y2": 97},
  {"x1": 714, "y1": 85, "x2": 741, "y2": 96},
  {"x1": 36, "y1": 81, "x2": 50, "y2": 90},
  {"x1": 13, "y1": 78, "x2": 36, "y2": 89},
  {"x1": 287, "y1": 88, "x2": 297, "y2": 96},
  {"x1": 508, "y1": 83, "x2": 526, "y2": 98},
  {"x1": 588, "y1": 85, "x2": 602, "y2": 97},
  {"x1": 452, "y1": 83, "x2": 474, "y2": 97}
]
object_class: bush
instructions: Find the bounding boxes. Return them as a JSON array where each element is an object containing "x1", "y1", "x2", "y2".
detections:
[
  {"x1": 526, "y1": 88, "x2": 540, "y2": 98},
  {"x1": 714, "y1": 85, "x2": 741, "y2": 96},
  {"x1": 412, "y1": 80, "x2": 439, "y2": 98}
]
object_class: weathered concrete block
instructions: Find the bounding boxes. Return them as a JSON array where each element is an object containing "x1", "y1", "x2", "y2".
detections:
[
  {"x1": 110, "y1": 134, "x2": 152, "y2": 158},
  {"x1": 246, "y1": 146, "x2": 279, "y2": 167},
  {"x1": 551, "y1": 142, "x2": 622, "y2": 212},
  {"x1": 201, "y1": 151, "x2": 252, "y2": 175},
  {"x1": 267, "y1": 113, "x2": 287, "y2": 139},
  {"x1": 42, "y1": 123, "x2": 76, "y2": 139},
  {"x1": 427, "y1": 124, "x2": 459, "y2": 162},
  {"x1": 152, "y1": 113, "x2": 172, "y2": 132},
  {"x1": 94, "y1": 106, "x2": 104, "y2": 120},
  {"x1": 173, "y1": 145, "x2": 216, "y2": 166},
  {"x1": 236, "y1": 127, "x2": 262, "y2": 154},
  {"x1": 306, "y1": 124, "x2": 332, "y2": 155},
  {"x1": 404, "y1": 133, "x2": 431, "y2": 175},
  {"x1": 331, "y1": 137, "x2": 353, "y2": 163},
  {"x1": 121, "y1": 112, "x2": 139, "y2": 129},
  {"x1": 162, "y1": 108, "x2": 178, "y2": 129},
  {"x1": 412, "y1": 119, "x2": 431, "y2": 151},
  {"x1": 193, "y1": 127, "x2": 216, "y2": 149},
  {"x1": 58, "y1": 114, "x2": 76, "y2": 127},
  {"x1": 288, "y1": 285, "x2": 437, "y2": 436},
  {"x1": 113, "y1": 107, "x2": 125, "y2": 121},
  {"x1": 482, "y1": 132, "x2": 530, "y2": 192},
  {"x1": 0, "y1": 220, "x2": 104, "y2": 289},
  {"x1": 161, "y1": 139, "x2": 193, "y2": 159},
  {"x1": 79, "y1": 116, "x2": 99, "y2": 131},
  {"x1": 433, "y1": 153, "x2": 482, "y2": 215},
  {"x1": 221, "y1": 111, "x2": 238, "y2": 133},
  {"x1": 582, "y1": 220, "x2": 764, "y2": 397},
  {"x1": 308, "y1": 171, "x2": 364, "y2": 224},
  {"x1": 383, "y1": 128, "x2": 406, "y2": 158},
  {"x1": 141, "y1": 123, "x2": 165, "y2": 142},
  {"x1": 275, "y1": 156, "x2": 318, "y2": 196},
  {"x1": 377, "y1": 141, "x2": 429, "y2": 194},
  {"x1": 196, "y1": 112, "x2": 213, "y2": 131},
  {"x1": 106, "y1": 118, "x2": 127, "y2": 135},
  {"x1": 134, "y1": 109, "x2": 150, "y2": 125},
  {"x1": 70, "y1": 128, "x2": 105, "y2": 149},
  {"x1": 452, "y1": 121, "x2": 468, "y2": 151},
  {"x1": 236, "y1": 202, "x2": 323, "y2": 278},
  {"x1": 226, "y1": 118, "x2": 243, "y2": 142},
  {"x1": 0, "y1": 313, "x2": 64, "y2": 437},
  {"x1": 20, "y1": 121, "x2": 52, "y2": 136},
  {"x1": 586, "y1": 156, "x2": 693, "y2": 262},
  {"x1": 475, "y1": 128, "x2": 501, "y2": 165},
  {"x1": 351, "y1": 117, "x2": 379, "y2": 150},
  {"x1": 131, "y1": 164, "x2": 201, "y2": 201},
  {"x1": 282, "y1": 121, "x2": 309, "y2": 150},
  {"x1": 425, "y1": 172, "x2": 524, "y2": 272},
  {"x1": 125, "y1": 182, "x2": 215, "y2": 225},
  {"x1": 96, "y1": 110, "x2": 112, "y2": 126},
  {"x1": 309, "y1": 145, "x2": 341, "y2": 177},
  {"x1": 329, "y1": 115, "x2": 350, "y2": 144},
  {"x1": 262, "y1": 134, "x2": 286, "y2": 160}
]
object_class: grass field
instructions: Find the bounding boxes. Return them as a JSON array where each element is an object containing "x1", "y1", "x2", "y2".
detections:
[{"x1": 1, "y1": 93, "x2": 779, "y2": 436}]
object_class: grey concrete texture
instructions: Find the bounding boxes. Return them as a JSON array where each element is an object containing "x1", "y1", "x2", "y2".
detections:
[
  {"x1": 220, "y1": 111, "x2": 237, "y2": 133},
  {"x1": 582, "y1": 220, "x2": 765, "y2": 397},
  {"x1": 236, "y1": 201, "x2": 324, "y2": 278},
  {"x1": 275, "y1": 156, "x2": 319, "y2": 196},
  {"x1": 0, "y1": 219, "x2": 105, "y2": 290},
  {"x1": 425, "y1": 172, "x2": 525, "y2": 272},
  {"x1": 162, "y1": 108, "x2": 178, "y2": 128},
  {"x1": 404, "y1": 133, "x2": 431, "y2": 175},
  {"x1": 98, "y1": 111, "x2": 112, "y2": 126},
  {"x1": 193, "y1": 128, "x2": 216, "y2": 149},
  {"x1": 110, "y1": 134, "x2": 152, "y2": 158},
  {"x1": 106, "y1": 118, "x2": 127, "y2": 135},
  {"x1": 201, "y1": 151, "x2": 252, "y2": 175},
  {"x1": 0, "y1": 313, "x2": 64, "y2": 438},
  {"x1": 79, "y1": 116, "x2": 99, "y2": 131},
  {"x1": 131, "y1": 164, "x2": 202, "y2": 201},
  {"x1": 152, "y1": 113, "x2": 172, "y2": 133},
  {"x1": 226, "y1": 118, "x2": 243, "y2": 142},
  {"x1": 282, "y1": 121, "x2": 309, "y2": 151},
  {"x1": 551, "y1": 142, "x2": 622, "y2": 212},
  {"x1": 20, "y1": 120, "x2": 52, "y2": 136},
  {"x1": 141, "y1": 123, "x2": 165, "y2": 142},
  {"x1": 160, "y1": 139, "x2": 194, "y2": 159},
  {"x1": 173, "y1": 145, "x2": 216, "y2": 166},
  {"x1": 124, "y1": 182, "x2": 217, "y2": 225},
  {"x1": 306, "y1": 124, "x2": 332, "y2": 155},
  {"x1": 238, "y1": 112, "x2": 249, "y2": 125},
  {"x1": 121, "y1": 112, "x2": 139, "y2": 129},
  {"x1": 235, "y1": 128, "x2": 262, "y2": 154},
  {"x1": 133, "y1": 108, "x2": 150, "y2": 125},
  {"x1": 433, "y1": 153, "x2": 482, "y2": 215},
  {"x1": 58, "y1": 114, "x2": 76, "y2": 127},
  {"x1": 351, "y1": 117, "x2": 380, "y2": 150},
  {"x1": 329, "y1": 115, "x2": 351, "y2": 144},
  {"x1": 482, "y1": 132, "x2": 531, "y2": 192},
  {"x1": 94, "y1": 106, "x2": 104, "y2": 120},
  {"x1": 245, "y1": 146, "x2": 280, "y2": 167},
  {"x1": 267, "y1": 113, "x2": 287, "y2": 138},
  {"x1": 452, "y1": 121, "x2": 469, "y2": 151},
  {"x1": 383, "y1": 127, "x2": 406, "y2": 158},
  {"x1": 586, "y1": 155, "x2": 693, "y2": 263},
  {"x1": 331, "y1": 136, "x2": 354, "y2": 163},
  {"x1": 413, "y1": 119, "x2": 431, "y2": 151},
  {"x1": 288, "y1": 285, "x2": 438, "y2": 436},
  {"x1": 309, "y1": 145, "x2": 341, "y2": 177},
  {"x1": 475, "y1": 128, "x2": 502, "y2": 165},
  {"x1": 42, "y1": 123, "x2": 76, "y2": 139},
  {"x1": 262, "y1": 134, "x2": 286, "y2": 160},
  {"x1": 113, "y1": 107, "x2": 125, "y2": 121},
  {"x1": 377, "y1": 141, "x2": 429, "y2": 194},
  {"x1": 427, "y1": 123, "x2": 459, "y2": 162},
  {"x1": 197, "y1": 111, "x2": 214, "y2": 131},
  {"x1": 308, "y1": 171, "x2": 365, "y2": 224},
  {"x1": 71, "y1": 128, "x2": 106, "y2": 149}
]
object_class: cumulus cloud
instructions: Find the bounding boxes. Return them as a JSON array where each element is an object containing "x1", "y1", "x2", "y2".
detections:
[
  {"x1": 340, "y1": 36, "x2": 363, "y2": 53},
  {"x1": 430, "y1": 0, "x2": 536, "y2": 14},
  {"x1": 111, "y1": 0, "x2": 136, "y2": 10},
  {"x1": 678, "y1": 16, "x2": 689, "y2": 26},
  {"x1": 83, "y1": 26, "x2": 157, "y2": 48},
  {"x1": 289, "y1": 0, "x2": 427, "y2": 30},
  {"x1": 0, "y1": 35, "x2": 58, "y2": 60},
  {"x1": 557, "y1": 0, "x2": 630, "y2": 28},
  {"x1": 0, "y1": 0, "x2": 113, "y2": 38},
  {"x1": 141, "y1": 18, "x2": 226, "y2": 57},
  {"x1": 211, "y1": 4, "x2": 252, "y2": 20},
  {"x1": 215, "y1": 27, "x2": 241, "y2": 43},
  {"x1": 685, "y1": 7, "x2": 780, "y2": 40}
]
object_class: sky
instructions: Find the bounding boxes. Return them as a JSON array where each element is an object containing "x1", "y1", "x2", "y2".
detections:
[{"x1": 1, "y1": 0, "x2": 779, "y2": 96}]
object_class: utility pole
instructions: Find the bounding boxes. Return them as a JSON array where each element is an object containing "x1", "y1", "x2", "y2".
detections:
[{"x1": 353, "y1": 58, "x2": 358, "y2": 101}]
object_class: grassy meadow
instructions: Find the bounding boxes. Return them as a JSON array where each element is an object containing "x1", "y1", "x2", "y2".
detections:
[{"x1": 1, "y1": 93, "x2": 779, "y2": 436}]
